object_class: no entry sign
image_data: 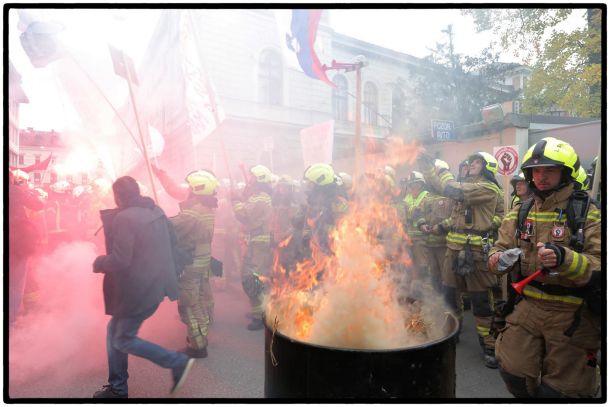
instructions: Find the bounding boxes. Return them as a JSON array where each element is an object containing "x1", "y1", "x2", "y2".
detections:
[{"x1": 493, "y1": 145, "x2": 519, "y2": 175}]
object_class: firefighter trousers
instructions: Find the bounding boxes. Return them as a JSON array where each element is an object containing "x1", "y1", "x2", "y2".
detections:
[
  {"x1": 442, "y1": 248, "x2": 497, "y2": 350},
  {"x1": 496, "y1": 298, "x2": 600, "y2": 397},
  {"x1": 241, "y1": 241, "x2": 272, "y2": 321},
  {"x1": 426, "y1": 245, "x2": 445, "y2": 293},
  {"x1": 178, "y1": 269, "x2": 213, "y2": 350}
]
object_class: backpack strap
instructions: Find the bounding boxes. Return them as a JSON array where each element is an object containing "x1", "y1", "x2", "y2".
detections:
[{"x1": 516, "y1": 198, "x2": 534, "y2": 239}]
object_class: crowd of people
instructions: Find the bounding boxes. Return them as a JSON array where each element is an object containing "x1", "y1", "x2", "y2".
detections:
[{"x1": 7, "y1": 136, "x2": 601, "y2": 398}]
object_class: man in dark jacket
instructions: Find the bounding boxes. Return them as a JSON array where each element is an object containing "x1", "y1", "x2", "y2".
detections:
[{"x1": 92, "y1": 176, "x2": 194, "y2": 398}]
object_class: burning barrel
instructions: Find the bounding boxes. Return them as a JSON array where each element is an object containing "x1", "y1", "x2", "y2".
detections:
[{"x1": 264, "y1": 312, "x2": 458, "y2": 399}]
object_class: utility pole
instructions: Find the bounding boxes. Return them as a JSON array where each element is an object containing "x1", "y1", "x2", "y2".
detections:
[{"x1": 324, "y1": 56, "x2": 368, "y2": 180}]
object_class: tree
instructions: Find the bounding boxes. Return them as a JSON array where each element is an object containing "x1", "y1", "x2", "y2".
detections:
[{"x1": 463, "y1": 8, "x2": 601, "y2": 118}]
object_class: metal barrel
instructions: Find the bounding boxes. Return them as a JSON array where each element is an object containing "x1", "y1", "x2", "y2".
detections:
[{"x1": 264, "y1": 312, "x2": 458, "y2": 399}]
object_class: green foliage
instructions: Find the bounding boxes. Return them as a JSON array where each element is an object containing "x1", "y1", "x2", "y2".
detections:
[{"x1": 463, "y1": 8, "x2": 601, "y2": 118}]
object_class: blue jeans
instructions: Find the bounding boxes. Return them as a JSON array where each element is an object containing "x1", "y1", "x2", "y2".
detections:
[{"x1": 106, "y1": 303, "x2": 188, "y2": 395}]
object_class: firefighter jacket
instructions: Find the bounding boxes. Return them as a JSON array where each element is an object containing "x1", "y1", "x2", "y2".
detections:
[
  {"x1": 489, "y1": 183, "x2": 601, "y2": 308},
  {"x1": 233, "y1": 191, "x2": 272, "y2": 245},
  {"x1": 292, "y1": 195, "x2": 348, "y2": 256},
  {"x1": 421, "y1": 165, "x2": 500, "y2": 252},
  {"x1": 171, "y1": 197, "x2": 216, "y2": 274},
  {"x1": 422, "y1": 192, "x2": 454, "y2": 248},
  {"x1": 271, "y1": 201, "x2": 299, "y2": 247},
  {"x1": 492, "y1": 189, "x2": 505, "y2": 231},
  {"x1": 403, "y1": 191, "x2": 428, "y2": 242}
]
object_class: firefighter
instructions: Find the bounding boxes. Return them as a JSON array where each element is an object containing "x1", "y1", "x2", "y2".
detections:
[
  {"x1": 403, "y1": 171, "x2": 430, "y2": 281},
  {"x1": 171, "y1": 170, "x2": 219, "y2": 358},
  {"x1": 573, "y1": 166, "x2": 590, "y2": 191},
  {"x1": 510, "y1": 172, "x2": 534, "y2": 209},
  {"x1": 291, "y1": 163, "x2": 348, "y2": 262},
  {"x1": 419, "y1": 160, "x2": 455, "y2": 293},
  {"x1": 418, "y1": 150, "x2": 502, "y2": 369},
  {"x1": 337, "y1": 171, "x2": 353, "y2": 200},
  {"x1": 232, "y1": 165, "x2": 273, "y2": 331},
  {"x1": 488, "y1": 137, "x2": 601, "y2": 398},
  {"x1": 271, "y1": 175, "x2": 300, "y2": 272}
]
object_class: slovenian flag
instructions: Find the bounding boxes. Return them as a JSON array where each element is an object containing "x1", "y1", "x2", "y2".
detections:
[{"x1": 285, "y1": 10, "x2": 334, "y2": 87}]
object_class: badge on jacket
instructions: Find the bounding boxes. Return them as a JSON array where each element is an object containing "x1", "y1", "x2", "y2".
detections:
[
  {"x1": 551, "y1": 224, "x2": 566, "y2": 240},
  {"x1": 521, "y1": 219, "x2": 534, "y2": 241}
]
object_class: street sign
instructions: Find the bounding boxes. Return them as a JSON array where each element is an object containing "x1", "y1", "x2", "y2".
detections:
[
  {"x1": 431, "y1": 120, "x2": 456, "y2": 141},
  {"x1": 493, "y1": 145, "x2": 519, "y2": 175}
]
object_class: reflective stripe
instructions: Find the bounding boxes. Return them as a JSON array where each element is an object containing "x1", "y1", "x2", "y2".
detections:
[
  {"x1": 561, "y1": 252, "x2": 588, "y2": 280},
  {"x1": 525, "y1": 212, "x2": 567, "y2": 222},
  {"x1": 492, "y1": 215, "x2": 502, "y2": 227},
  {"x1": 523, "y1": 286, "x2": 584, "y2": 305},
  {"x1": 447, "y1": 232, "x2": 482, "y2": 246},
  {"x1": 439, "y1": 172, "x2": 453, "y2": 188},
  {"x1": 250, "y1": 234, "x2": 271, "y2": 243},
  {"x1": 476, "y1": 325, "x2": 490, "y2": 336},
  {"x1": 588, "y1": 210, "x2": 601, "y2": 222},
  {"x1": 193, "y1": 256, "x2": 211, "y2": 268},
  {"x1": 248, "y1": 196, "x2": 272, "y2": 204},
  {"x1": 479, "y1": 182, "x2": 500, "y2": 194}
]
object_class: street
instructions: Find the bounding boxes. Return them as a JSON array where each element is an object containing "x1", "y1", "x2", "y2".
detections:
[{"x1": 7, "y1": 278, "x2": 512, "y2": 400}]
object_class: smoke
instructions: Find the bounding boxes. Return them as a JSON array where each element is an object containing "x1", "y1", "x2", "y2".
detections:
[{"x1": 8, "y1": 241, "x2": 107, "y2": 386}]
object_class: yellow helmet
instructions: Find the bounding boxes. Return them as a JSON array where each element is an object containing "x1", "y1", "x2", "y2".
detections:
[
  {"x1": 573, "y1": 166, "x2": 589, "y2": 191},
  {"x1": 249, "y1": 165, "x2": 273, "y2": 184},
  {"x1": 468, "y1": 151, "x2": 498, "y2": 175},
  {"x1": 186, "y1": 170, "x2": 219, "y2": 196},
  {"x1": 521, "y1": 137, "x2": 580, "y2": 177},
  {"x1": 304, "y1": 163, "x2": 335, "y2": 186},
  {"x1": 11, "y1": 169, "x2": 30, "y2": 183}
]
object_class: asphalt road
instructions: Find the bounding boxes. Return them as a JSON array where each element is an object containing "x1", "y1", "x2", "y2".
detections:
[{"x1": 7, "y1": 278, "x2": 513, "y2": 401}]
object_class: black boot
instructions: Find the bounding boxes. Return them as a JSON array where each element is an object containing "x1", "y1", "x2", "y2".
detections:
[
  {"x1": 499, "y1": 368, "x2": 530, "y2": 398},
  {"x1": 247, "y1": 318, "x2": 264, "y2": 331},
  {"x1": 180, "y1": 346, "x2": 208, "y2": 358},
  {"x1": 93, "y1": 385, "x2": 128, "y2": 399}
]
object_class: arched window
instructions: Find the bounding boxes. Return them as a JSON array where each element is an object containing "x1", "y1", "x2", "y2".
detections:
[
  {"x1": 258, "y1": 50, "x2": 282, "y2": 105},
  {"x1": 363, "y1": 82, "x2": 378, "y2": 126},
  {"x1": 332, "y1": 75, "x2": 348, "y2": 121}
]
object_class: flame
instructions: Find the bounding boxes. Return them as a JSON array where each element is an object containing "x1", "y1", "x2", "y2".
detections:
[{"x1": 266, "y1": 138, "x2": 445, "y2": 350}]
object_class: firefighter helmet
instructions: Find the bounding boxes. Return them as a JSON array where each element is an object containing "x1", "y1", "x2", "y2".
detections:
[
  {"x1": 11, "y1": 169, "x2": 29, "y2": 183},
  {"x1": 34, "y1": 187, "x2": 49, "y2": 200},
  {"x1": 573, "y1": 166, "x2": 590, "y2": 191},
  {"x1": 468, "y1": 151, "x2": 499, "y2": 175},
  {"x1": 434, "y1": 159, "x2": 450, "y2": 171},
  {"x1": 521, "y1": 137, "x2": 580, "y2": 177},
  {"x1": 50, "y1": 180, "x2": 71, "y2": 194},
  {"x1": 384, "y1": 165, "x2": 396, "y2": 180},
  {"x1": 510, "y1": 171, "x2": 526, "y2": 186},
  {"x1": 185, "y1": 170, "x2": 219, "y2": 196},
  {"x1": 407, "y1": 171, "x2": 425, "y2": 184},
  {"x1": 304, "y1": 163, "x2": 335, "y2": 186},
  {"x1": 249, "y1": 165, "x2": 273, "y2": 184},
  {"x1": 337, "y1": 172, "x2": 352, "y2": 190}
]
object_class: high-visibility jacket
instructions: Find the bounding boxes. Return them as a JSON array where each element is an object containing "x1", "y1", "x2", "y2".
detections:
[
  {"x1": 171, "y1": 198, "x2": 216, "y2": 273},
  {"x1": 233, "y1": 191, "x2": 272, "y2": 244},
  {"x1": 403, "y1": 190, "x2": 428, "y2": 242},
  {"x1": 422, "y1": 166, "x2": 500, "y2": 252},
  {"x1": 490, "y1": 184, "x2": 601, "y2": 307}
]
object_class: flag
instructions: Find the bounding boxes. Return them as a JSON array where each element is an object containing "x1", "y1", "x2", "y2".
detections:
[
  {"x1": 285, "y1": 10, "x2": 334, "y2": 87},
  {"x1": 300, "y1": 120, "x2": 334, "y2": 168},
  {"x1": 9, "y1": 153, "x2": 53, "y2": 172},
  {"x1": 19, "y1": 16, "x2": 65, "y2": 68},
  {"x1": 108, "y1": 45, "x2": 139, "y2": 85}
]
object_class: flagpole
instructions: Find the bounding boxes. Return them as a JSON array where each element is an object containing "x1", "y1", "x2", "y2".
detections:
[
  {"x1": 186, "y1": 10, "x2": 234, "y2": 184},
  {"x1": 120, "y1": 52, "x2": 160, "y2": 204},
  {"x1": 590, "y1": 139, "x2": 602, "y2": 199}
]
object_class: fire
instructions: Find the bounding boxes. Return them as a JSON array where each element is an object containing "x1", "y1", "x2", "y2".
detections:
[{"x1": 266, "y1": 138, "x2": 446, "y2": 350}]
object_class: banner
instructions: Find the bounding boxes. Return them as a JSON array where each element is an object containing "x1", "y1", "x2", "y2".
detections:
[{"x1": 300, "y1": 120, "x2": 334, "y2": 168}]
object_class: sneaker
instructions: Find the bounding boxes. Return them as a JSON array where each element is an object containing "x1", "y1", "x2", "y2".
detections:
[
  {"x1": 180, "y1": 346, "x2": 208, "y2": 359},
  {"x1": 484, "y1": 353, "x2": 499, "y2": 369},
  {"x1": 247, "y1": 318, "x2": 264, "y2": 331},
  {"x1": 171, "y1": 358, "x2": 195, "y2": 395},
  {"x1": 93, "y1": 384, "x2": 127, "y2": 399}
]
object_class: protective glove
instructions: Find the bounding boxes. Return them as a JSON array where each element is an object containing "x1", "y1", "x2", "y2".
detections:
[{"x1": 538, "y1": 242, "x2": 565, "y2": 269}]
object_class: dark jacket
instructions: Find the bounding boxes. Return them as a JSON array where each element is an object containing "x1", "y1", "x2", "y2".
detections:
[
  {"x1": 95, "y1": 197, "x2": 179, "y2": 317},
  {"x1": 9, "y1": 183, "x2": 44, "y2": 256}
]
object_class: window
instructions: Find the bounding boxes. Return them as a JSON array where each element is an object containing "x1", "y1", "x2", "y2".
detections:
[
  {"x1": 258, "y1": 49, "x2": 282, "y2": 105},
  {"x1": 35, "y1": 154, "x2": 40, "y2": 164},
  {"x1": 512, "y1": 76, "x2": 521, "y2": 90},
  {"x1": 513, "y1": 100, "x2": 521, "y2": 114},
  {"x1": 19, "y1": 154, "x2": 24, "y2": 165},
  {"x1": 363, "y1": 82, "x2": 378, "y2": 126},
  {"x1": 34, "y1": 173, "x2": 41, "y2": 184},
  {"x1": 332, "y1": 75, "x2": 348, "y2": 121}
]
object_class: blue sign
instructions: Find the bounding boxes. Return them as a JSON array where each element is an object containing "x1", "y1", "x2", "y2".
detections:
[{"x1": 431, "y1": 120, "x2": 456, "y2": 141}]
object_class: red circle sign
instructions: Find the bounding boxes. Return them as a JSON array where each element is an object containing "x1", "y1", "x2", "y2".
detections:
[{"x1": 494, "y1": 146, "x2": 519, "y2": 175}]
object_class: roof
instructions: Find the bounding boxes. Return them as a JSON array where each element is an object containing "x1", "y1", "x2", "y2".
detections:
[{"x1": 19, "y1": 129, "x2": 65, "y2": 148}]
